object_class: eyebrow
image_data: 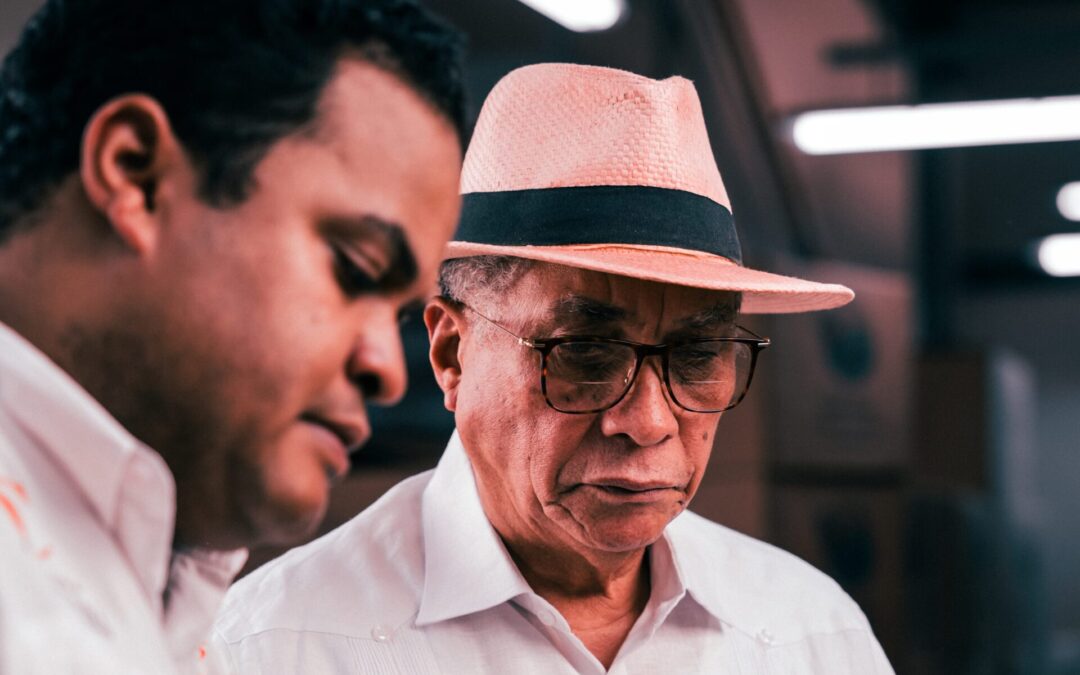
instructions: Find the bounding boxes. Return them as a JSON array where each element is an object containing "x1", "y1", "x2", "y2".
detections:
[
  {"x1": 671, "y1": 302, "x2": 739, "y2": 336},
  {"x1": 544, "y1": 295, "x2": 739, "y2": 339},
  {"x1": 548, "y1": 296, "x2": 628, "y2": 334},
  {"x1": 325, "y1": 214, "x2": 419, "y2": 293}
]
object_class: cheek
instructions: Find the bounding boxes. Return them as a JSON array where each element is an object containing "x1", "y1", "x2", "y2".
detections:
[
  {"x1": 681, "y1": 415, "x2": 721, "y2": 493},
  {"x1": 527, "y1": 414, "x2": 598, "y2": 502},
  {"x1": 231, "y1": 301, "x2": 346, "y2": 407},
  {"x1": 192, "y1": 223, "x2": 343, "y2": 390},
  {"x1": 455, "y1": 348, "x2": 596, "y2": 503},
  {"x1": 203, "y1": 329, "x2": 317, "y2": 422},
  {"x1": 458, "y1": 383, "x2": 587, "y2": 499},
  {"x1": 456, "y1": 348, "x2": 537, "y2": 426}
]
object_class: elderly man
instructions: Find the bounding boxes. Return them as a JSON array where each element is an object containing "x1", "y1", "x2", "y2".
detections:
[
  {"x1": 0, "y1": 1, "x2": 463, "y2": 672},
  {"x1": 213, "y1": 64, "x2": 893, "y2": 674}
]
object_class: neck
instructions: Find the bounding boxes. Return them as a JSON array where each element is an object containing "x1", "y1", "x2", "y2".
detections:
[
  {"x1": 501, "y1": 534, "x2": 651, "y2": 668},
  {"x1": 505, "y1": 535, "x2": 647, "y2": 598},
  {"x1": 0, "y1": 194, "x2": 117, "y2": 366},
  {"x1": 0, "y1": 228, "x2": 69, "y2": 363}
]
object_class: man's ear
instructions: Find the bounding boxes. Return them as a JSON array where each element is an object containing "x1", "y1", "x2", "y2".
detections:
[
  {"x1": 79, "y1": 94, "x2": 183, "y2": 254},
  {"x1": 425, "y1": 297, "x2": 465, "y2": 412}
]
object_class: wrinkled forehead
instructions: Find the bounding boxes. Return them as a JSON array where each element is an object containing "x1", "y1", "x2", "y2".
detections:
[{"x1": 511, "y1": 263, "x2": 740, "y2": 337}]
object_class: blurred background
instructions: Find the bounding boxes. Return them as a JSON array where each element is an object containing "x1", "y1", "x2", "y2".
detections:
[{"x1": 4, "y1": 0, "x2": 1079, "y2": 672}]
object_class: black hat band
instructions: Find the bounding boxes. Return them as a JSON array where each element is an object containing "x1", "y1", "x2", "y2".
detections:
[{"x1": 455, "y1": 185, "x2": 742, "y2": 265}]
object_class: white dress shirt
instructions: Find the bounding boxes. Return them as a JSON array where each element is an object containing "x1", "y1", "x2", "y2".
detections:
[
  {"x1": 0, "y1": 322, "x2": 247, "y2": 675},
  {"x1": 212, "y1": 431, "x2": 893, "y2": 674}
]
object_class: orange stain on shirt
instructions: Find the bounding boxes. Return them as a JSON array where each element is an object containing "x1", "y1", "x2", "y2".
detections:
[
  {"x1": 0, "y1": 479, "x2": 29, "y2": 538},
  {"x1": 0, "y1": 479, "x2": 27, "y2": 500},
  {"x1": 0, "y1": 493, "x2": 25, "y2": 536}
]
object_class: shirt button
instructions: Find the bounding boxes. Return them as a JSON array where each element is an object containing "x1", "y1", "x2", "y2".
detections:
[
  {"x1": 757, "y1": 628, "x2": 775, "y2": 645},
  {"x1": 538, "y1": 610, "x2": 557, "y2": 627},
  {"x1": 371, "y1": 625, "x2": 391, "y2": 643}
]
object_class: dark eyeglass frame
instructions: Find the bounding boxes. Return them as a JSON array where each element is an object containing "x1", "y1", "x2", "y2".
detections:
[{"x1": 461, "y1": 303, "x2": 771, "y2": 414}]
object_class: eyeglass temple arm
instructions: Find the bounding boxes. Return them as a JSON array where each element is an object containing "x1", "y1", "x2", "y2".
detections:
[
  {"x1": 735, "y1": 324, "x2": 771, "y2": 347},
  {"x1": 462, "y1": 304, "x2": 544, "y2": 349}
]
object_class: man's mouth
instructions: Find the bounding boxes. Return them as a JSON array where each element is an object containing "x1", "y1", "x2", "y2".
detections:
[
  {"x1": 579, "y1": 479, "x2": 683, "y2": 502},
  {"x1": 596, "y1": 485, "x2": 665, "y2": 495},
  {"x1": 300, "y1": 413, "x2": 369, "y2": 453},
  {"x1": 299, "y1": 412, "x2": 370, "y2": 479},
  {"x1": 590, "y1": 479, "x2": 680, "y2": 493}
]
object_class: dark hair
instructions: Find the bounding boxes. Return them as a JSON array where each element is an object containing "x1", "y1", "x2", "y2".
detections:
[{"x1": 0, "y1": 0, "x2": 466, "y2": 234}]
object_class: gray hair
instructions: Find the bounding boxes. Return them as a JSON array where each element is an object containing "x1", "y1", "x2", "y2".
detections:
[
  {"x1": 438, "y1": 255, "x2": 743, "y2": 329},
  {"x1": 438, "y1": 255, "x2": 537, "y2": 304}
]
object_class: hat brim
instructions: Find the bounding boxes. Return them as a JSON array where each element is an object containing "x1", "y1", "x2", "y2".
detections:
[{"x1": 443, "y1": 242, "x2": 854, "y2": 314}]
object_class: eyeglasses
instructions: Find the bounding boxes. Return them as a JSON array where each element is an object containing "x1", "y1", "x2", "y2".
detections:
[{"x1": 462, "y1": 304, "x2": 770, "y2": 414}]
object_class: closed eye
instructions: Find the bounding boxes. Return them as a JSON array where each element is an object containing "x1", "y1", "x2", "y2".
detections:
[{"x1": 332, "y1": 247, "x2": 380, "y2": 297}]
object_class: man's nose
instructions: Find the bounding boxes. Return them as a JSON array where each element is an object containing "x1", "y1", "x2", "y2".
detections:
[
  {"x1": 599, "y1": 358, "x2": 678, "y2": 446},
  {"x1": 347, "y1": 308, "x2": 408, "y2": 406}
]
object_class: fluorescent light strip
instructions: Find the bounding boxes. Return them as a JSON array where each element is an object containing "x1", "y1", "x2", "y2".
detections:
[
  {"x1": 1057, "y1": 182, "x2": 1080, "y2": 221},
  {"x1": 516, "y1": 0, "x2": 626, "y2": 32},
  {"x1": 791, "y1": 96, "x2": 1080, "y2": 155},
  {"x1": 1036, "y1": 233, "x2": 1080, "y2": 277}
]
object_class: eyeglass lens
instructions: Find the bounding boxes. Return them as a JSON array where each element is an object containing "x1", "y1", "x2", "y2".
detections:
[{"x1": 543, "y1": 340, "x2": 753, "y2": 413}]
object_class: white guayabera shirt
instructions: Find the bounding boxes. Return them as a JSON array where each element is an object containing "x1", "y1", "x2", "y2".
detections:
[
  {"x1": 0, "y1": 322, "x2": 247, "y2": 675},
  {"x1": 212, "y1": 432, "x2": 894, "y2": 674}
]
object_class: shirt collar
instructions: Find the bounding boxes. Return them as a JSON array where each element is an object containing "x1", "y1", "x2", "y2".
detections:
[
  {"x1": 0, "y1": 321, "x2": 176, "y2": 600},
  {"x1": 661, "y1": 512, "x2": 728, "y2": 622},
  {"x1": 415, "y1": 430, "x2": 534, "y2": 626}
]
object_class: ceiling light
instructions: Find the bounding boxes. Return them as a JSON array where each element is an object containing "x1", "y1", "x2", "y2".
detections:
[
  {"x1": 1036, "y1": 233, "x2": 1080, "y2": 277},
  {"x1": 1056, "y1": 182, "x2": 1080, "y2": 221},
  {"x1": 790, "y1": 96, "x2": 1080, "y2": 155},
  {"x1": 516, "y1": 0, "x2": 626, "y2": 32}
]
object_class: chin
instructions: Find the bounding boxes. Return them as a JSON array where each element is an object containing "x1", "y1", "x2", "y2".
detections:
[
  {"x1": 255, "y1": 500, "x2": 328, "y2": 546},
  {"x1": 580, "y1": 517, "x2": 670, "y2": 553},
  {"x1": 243, "y1": 471, "x2": 332, "y2": 547}
]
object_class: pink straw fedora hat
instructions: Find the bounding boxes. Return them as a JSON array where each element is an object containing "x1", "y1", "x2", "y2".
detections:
[{"x1": 446, "y1": 63, "x2": 854, "y2": 314}]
